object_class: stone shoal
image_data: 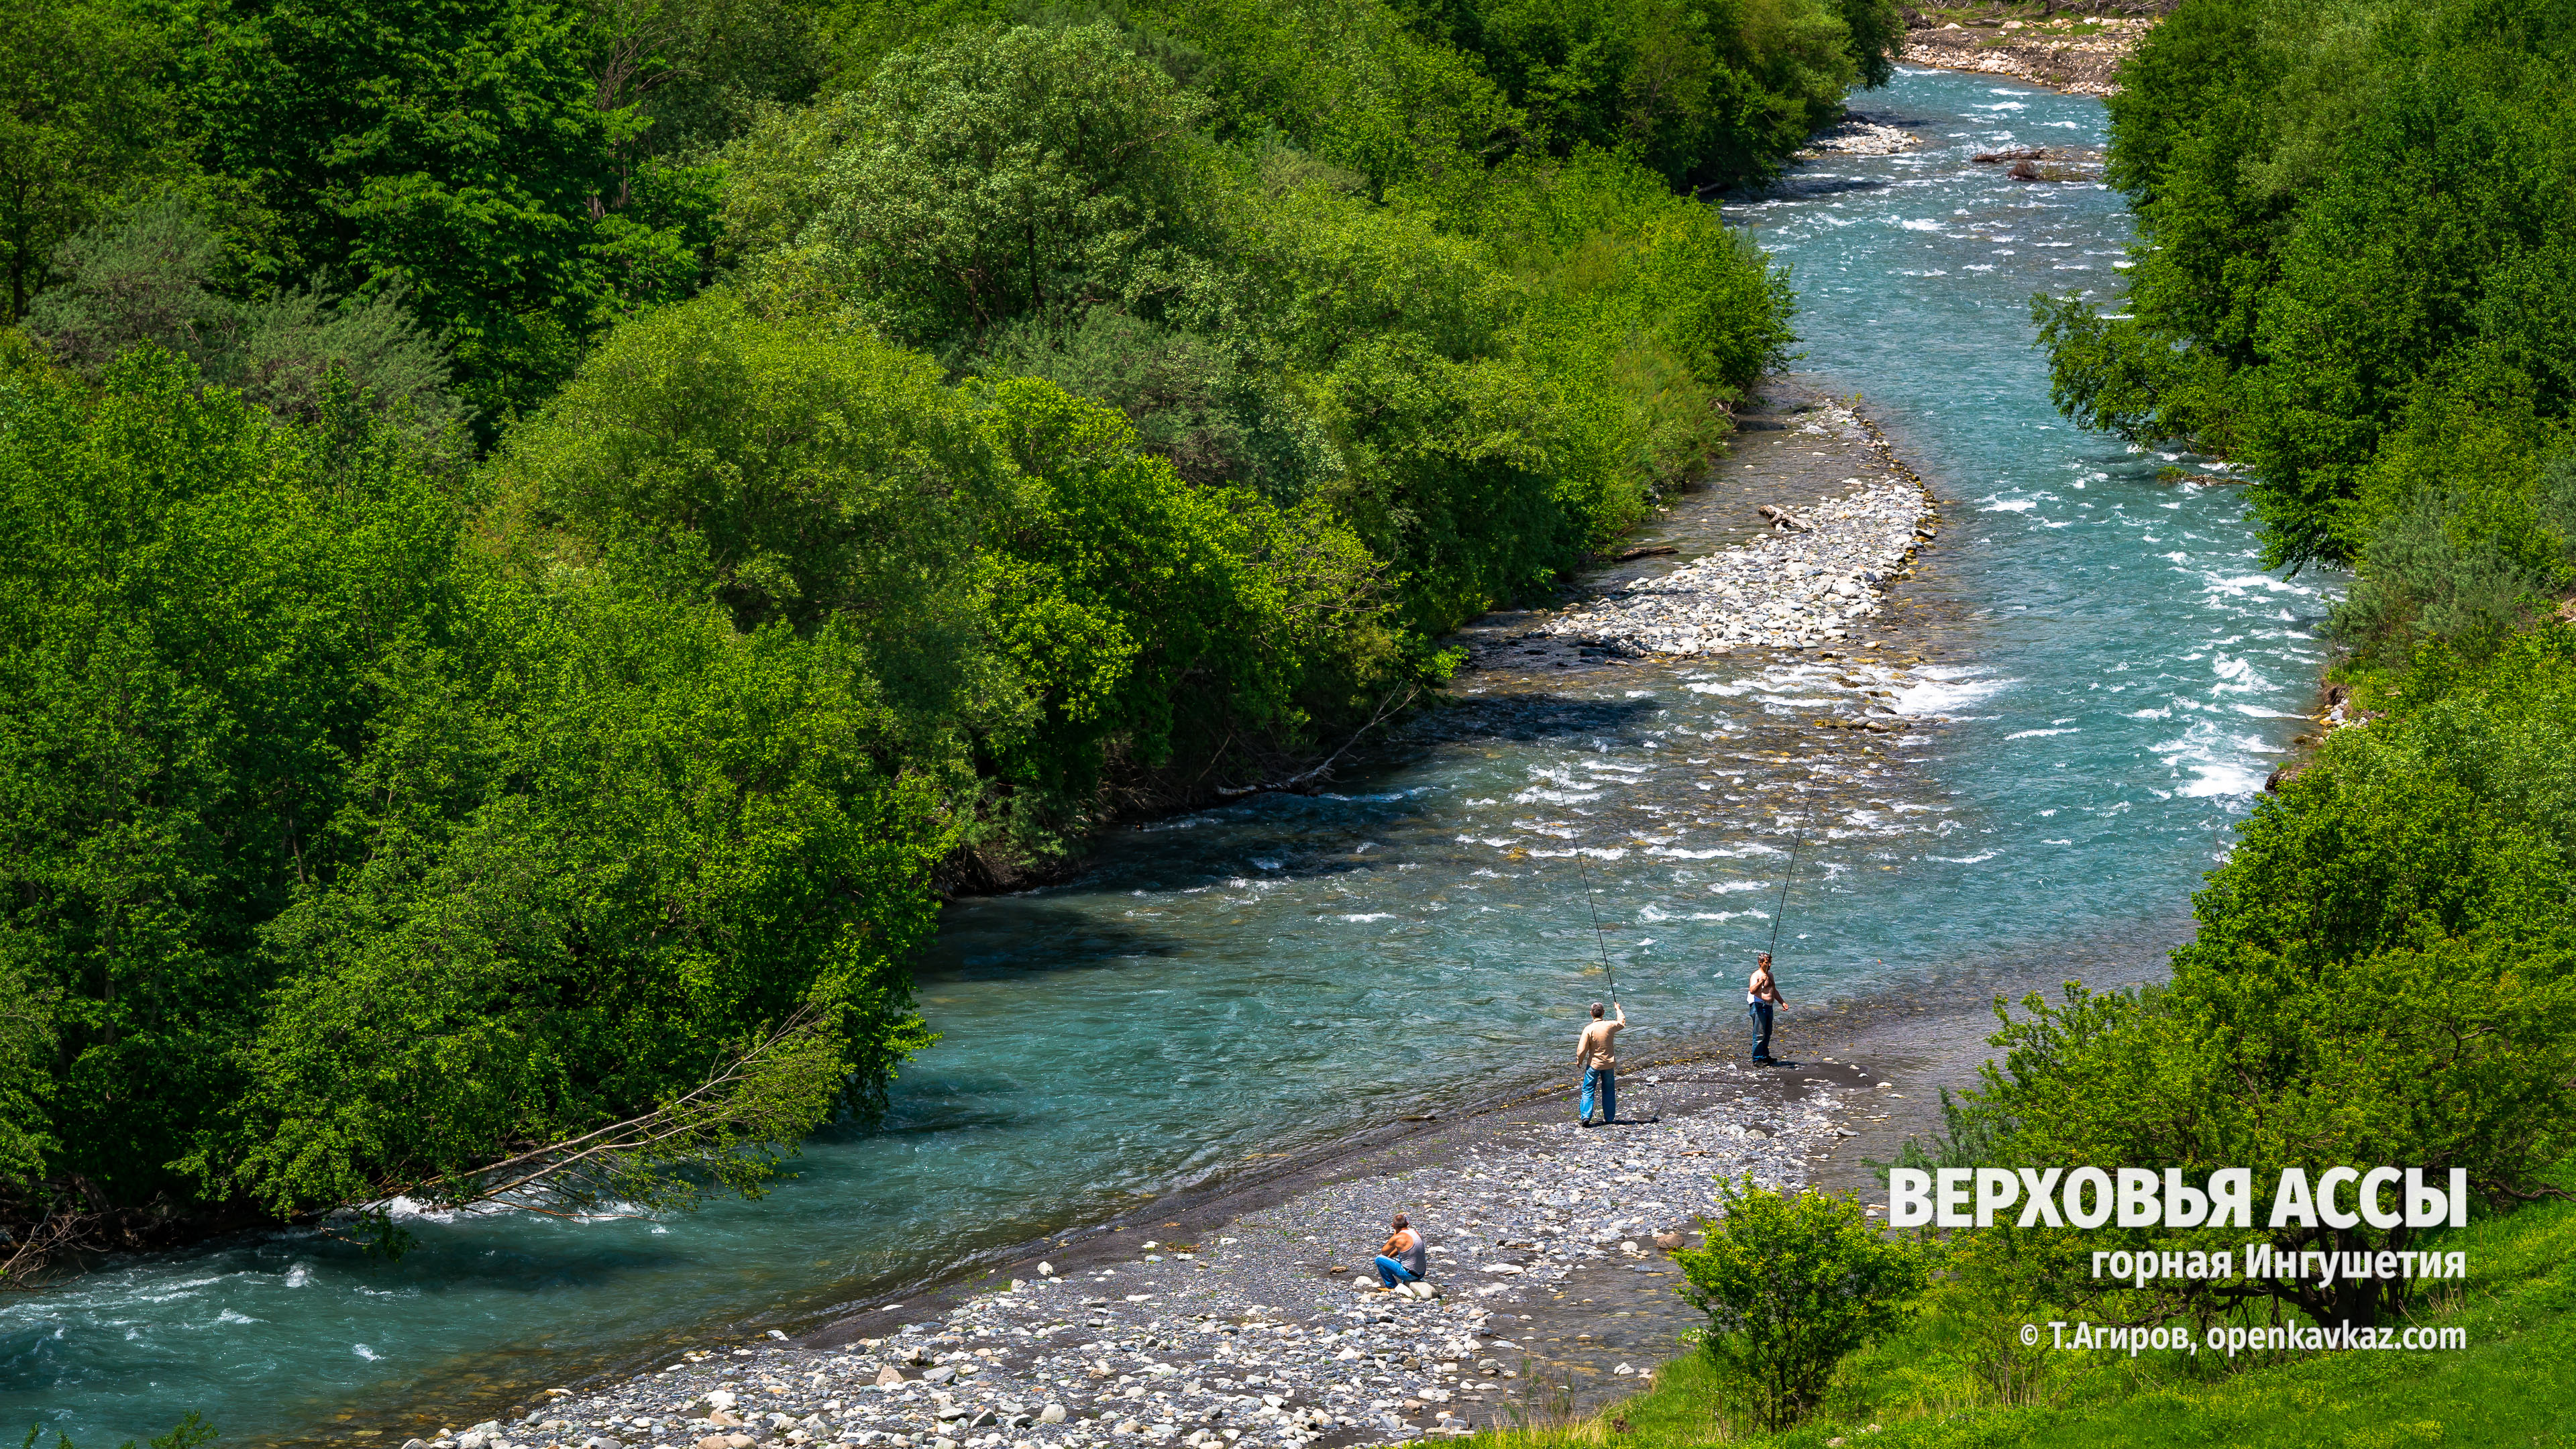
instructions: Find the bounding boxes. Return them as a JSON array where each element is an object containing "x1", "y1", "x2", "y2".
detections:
[
  {"x1": 1538, "y1": 402, "x2": 1932, "y2": 660},
  {"x1": 403, "y1": 1078, "x2": 1849, "y2": 1449}
]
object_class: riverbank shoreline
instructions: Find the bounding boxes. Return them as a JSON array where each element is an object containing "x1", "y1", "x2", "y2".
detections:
[
  {"x1": 353, "y1": 382, "x2": 2010, "y2": 1445},
  {"x1": 387, "y1": 928, "x2": 2196, "y2": 1449},
  {"x1": 1899, "y1": 11, "x2": 2166, "y2": 97}
]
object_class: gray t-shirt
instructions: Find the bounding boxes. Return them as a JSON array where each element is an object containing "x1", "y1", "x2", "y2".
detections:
[{"x1": 1393, "y1": 1228, "x2": 1428, "y2": 1277}]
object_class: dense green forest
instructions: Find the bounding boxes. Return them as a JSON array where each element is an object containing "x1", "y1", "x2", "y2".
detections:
[
  {"x1": 1938, "y1": 0, "x2": 2576, "y2": 1362},
  {"x1": 0, "y1": 0, "x2": 1896, "y2": 1250}
]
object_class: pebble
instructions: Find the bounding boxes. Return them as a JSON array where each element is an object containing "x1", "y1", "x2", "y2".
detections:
[
  {"x1": 401, "y1": 1073, "x2": 1843, "y2": 1449},
  {"x1": 1540, "y1": 405, "x2": 1932, "y2": 659}
]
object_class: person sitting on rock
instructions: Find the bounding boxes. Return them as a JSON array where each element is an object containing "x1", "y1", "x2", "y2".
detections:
[
  {"x1": 1576, "y1": 1000, "x2": 1625, "y2": 1125},
  {"x1": 1373, "y1": 1214, "x2": 1428, "y2": 1290}
]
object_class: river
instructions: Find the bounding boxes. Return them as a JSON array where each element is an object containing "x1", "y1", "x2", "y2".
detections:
[{"x1": 3, "y1": 65, "x2": 2334, "y2": 1446}]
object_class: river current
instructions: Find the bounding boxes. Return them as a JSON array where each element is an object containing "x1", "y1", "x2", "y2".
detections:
[{"x1": 7, "y1": 67, "x2": 2334, "y2": 1445}]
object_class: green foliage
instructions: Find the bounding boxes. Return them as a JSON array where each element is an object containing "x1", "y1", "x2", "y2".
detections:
[
  {"x1": 183, "y1": 0, "x2": 762, "y2": 425},
  {"x1": 2328, "y1": 453, "x2": 2576, "y2": 672},
  {"x1": 25, "y1": 197, "x2": 466, "y2": 437},
  {"x1": 191, "y1": 0, "x2": 621, "y2": 417},
  {"x1": 0, "y1": 345, "x2": 942, "y2": 1220},
  {"x1": 484, "y1": 291, "x2": 1016, "y2": 651},
  {"x1": 0, "y1": 0, "x2": 184, "y2": 321},
  {"x1": 975, "y1": 307, "x2": 1328, "y2": 498},
  {"x1": 2037, "y1": 0, "x2": 2576, "y2": 571},
  {"x1": 196, "y1": 566, "x2": 953, "y2": 1223},
  {"x1": 765, "y1": 24, "x2": 1221, "y2": 356},
  {"x1": 721, "y1": 23, "x2": 1793, "y2": 636},
  {"x1": 1390, "y1": 0, "x2": 1884, "y2": 191},
  {"x1": 975, "y1": 376, "x2": 1395, "y2": 810},
  {"x1": 1145, "y1": 0, "x2": 1519, "y2": 191},
  {"x1": 579, "y1": 0, "x2": 826, "y2": 162},
  {"x1": 1829, "y1": 0, "x2": 1903, "y2": 89},
  {"x1": 1673, "y1": 1177, "x2": 1929, "y2": 1431},
  {"x1": 0, "y1": 951, "x2": 52, "y2": 1183},
  {"x1": 488, "y1": 290, "x2": 1401, "y2": 863},
  {"x1": 0, "y1": 0, "x2": 1807, "y2": 1239}
]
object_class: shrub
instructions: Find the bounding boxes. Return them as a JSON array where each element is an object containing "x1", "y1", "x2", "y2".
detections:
[
  {"x1": 1672, "y1": 1177, "x2": 1928, "y2": 1431},
  {"x1": 24, "y1": 196, "x2": 466, "y2": 437}
]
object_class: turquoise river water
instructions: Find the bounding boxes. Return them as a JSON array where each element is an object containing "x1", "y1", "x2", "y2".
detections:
[{"x1": 6, "y1": 66, "x2": 2336, "y2": 1445}]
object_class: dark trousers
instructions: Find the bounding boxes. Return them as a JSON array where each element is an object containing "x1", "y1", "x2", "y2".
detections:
[{"x1": 1749, "y1": 1001, "x2": 1776, "y2": 1061}]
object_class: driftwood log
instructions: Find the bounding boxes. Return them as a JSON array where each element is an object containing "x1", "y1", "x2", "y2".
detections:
[{"x1": 1760, "y1": 504, "x2": 1813, "y2": 531}]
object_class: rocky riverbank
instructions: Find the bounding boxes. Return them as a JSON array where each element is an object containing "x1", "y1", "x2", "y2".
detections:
[
  {"x1": 1900, "y1": 9, "x2": 2169, "y2": 97},
  {"x1": 1536, "y1": 401, "x2": 1933, "y2": 659},
  {"x1": 391, "y1": 1055, "x2": 1896, "y2": 1449},
  {"x1": 359, "y1": 382, "x2": 1969, "y2": 1449}
]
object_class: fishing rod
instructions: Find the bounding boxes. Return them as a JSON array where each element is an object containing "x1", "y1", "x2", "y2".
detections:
[
  {"x1": 1568, "y1": 833, "x2": 1621, "y2": 1005},
  {"x1": 1766, "y1": 827, "x2": 1805, "y2": 962}
]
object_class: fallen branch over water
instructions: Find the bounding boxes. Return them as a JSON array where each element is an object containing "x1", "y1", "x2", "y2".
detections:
[{"x1": 1213, "y1": 684, "x2": 1422, "y2": 800}]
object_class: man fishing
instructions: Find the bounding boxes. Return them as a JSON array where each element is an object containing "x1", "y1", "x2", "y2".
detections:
[
  {"x1": 1374, "y1": 1213, "x2": 1428, "y2": 1290},
  {"x1": 1576, "y1": 1001, "x2": 1626, "y2": 1125},
  {"x1": 1748, "y1": 952, "x2": 1784, "y2": 1064}
]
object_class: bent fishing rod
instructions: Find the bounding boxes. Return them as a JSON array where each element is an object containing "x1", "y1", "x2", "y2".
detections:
[{"x1": 1568, "y1": 837, "x2": 1620, "y2": 1004}]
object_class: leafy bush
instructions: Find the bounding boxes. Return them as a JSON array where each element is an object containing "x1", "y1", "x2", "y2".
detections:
[
  {"x1": 1391, "y1": 0, "x2": 1896, "y2": 190},
  {"x1": 0, "y1": 344, "x2": 945, "y2": 1222},
  {"x1": 2035, "y1": 0, "x2": 2576, "y2": 571},
  {"x1": 975, "y1": 307, "x2": 1330, "y2": 498},
  {"x1": 776, "y1": 23, "x2": 1223, "y2": 357},
  {"x1": 485, "y1": 290, "x2": 1401, "y2": 867},
  {"x1": 24, "y1": 197, "x2": 466, "y2": 437},
  {"x1": 1673, "y1": 1177, "x2": 1929, "y2": 1431},
  {"x1": 2327, "y1": 457, "x2": 2576, "y2": 671}
]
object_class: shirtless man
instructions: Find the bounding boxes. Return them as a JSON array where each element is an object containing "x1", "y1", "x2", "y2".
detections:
[
  {"x1": 1576, "y1": 1002, "x2": 1625, "y2": 1126},
  {"x1": 1748, "y1": 952, "x2": 1784, "y2": 1063},
  {"x1": 1374, "y1": 1214, "x2": 1428, "y2": 1289}
]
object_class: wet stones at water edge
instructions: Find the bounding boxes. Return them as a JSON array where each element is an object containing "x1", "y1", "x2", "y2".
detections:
[
  {"x1": 386, "y1": 1067, "x2": 1852, "y2": 1449},
  {"x1": 1542, "y1": 405, "x2": 1933, "y2": 659},
  {"x1": 1794, "y1": 112, "x2": 1924, "y2": 160},
  {"x1": 1969, "y1": 146, "x2": 2100, "y2": 183}
]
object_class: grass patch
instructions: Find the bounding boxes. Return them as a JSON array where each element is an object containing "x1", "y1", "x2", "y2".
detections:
[{"x1": 1468, "y1": 1191, "x2": 2576, "y2": 1447}]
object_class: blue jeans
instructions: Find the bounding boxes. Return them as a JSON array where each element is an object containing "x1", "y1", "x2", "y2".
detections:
[
  {"x1": 1375, "y1": 1255, "x2": 1419, "y2": 1287},
  {"x1": 1749, "y1": 1002, "x2": 1776, "y2": 1061},
  {"x1": 1580, "y1": 1066, "x2": 1616, "y2": 1124}
]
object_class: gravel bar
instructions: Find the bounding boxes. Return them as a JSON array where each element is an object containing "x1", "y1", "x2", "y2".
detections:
[
  {"x1": 1538, "y1": 401, "x2": 1933, "y2": 660},
  {"x1": 394, "y1": 1059, "x2": 1890, "y2": 1449}
]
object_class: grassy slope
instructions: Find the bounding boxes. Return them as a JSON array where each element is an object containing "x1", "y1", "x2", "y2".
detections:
[{"x1": 1472, "y1": 1191, "x2": 2576, "y2": 1448}]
